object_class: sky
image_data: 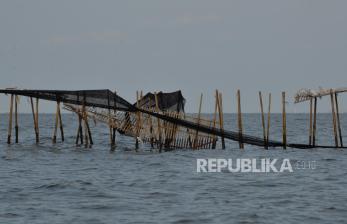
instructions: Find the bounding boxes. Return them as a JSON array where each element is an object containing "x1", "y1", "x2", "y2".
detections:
[{"x1": 0, "y1": 0, "x2": 346, "y2": 113}]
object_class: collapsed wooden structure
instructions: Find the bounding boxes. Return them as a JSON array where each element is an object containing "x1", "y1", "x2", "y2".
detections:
[
  {"x1": 294, "y1": 87, "x2": 346, "y2": 148},
  {"x1": 0, "y1": 87, "x2": 345, "y2": 150}
]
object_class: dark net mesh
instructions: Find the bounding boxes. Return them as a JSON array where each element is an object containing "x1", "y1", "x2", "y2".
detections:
[
  {"x1": 0, "y1": 89, "x2": 136, "y2": 111},
  {"x1": 136, "y1": 91, "x2": 185, "y2": 112}
]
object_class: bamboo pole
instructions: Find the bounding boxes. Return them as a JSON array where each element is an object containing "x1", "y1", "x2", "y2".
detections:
[
  {"x1": 259, "y1": 91, "x2": 267, "y2": 149},
  {"x1": 193, "y1": 94, "x2": 203, "y2": 149},
  {"x1": 53, "y1": 102, "x2": 59, "y2": 143},
  {"x1": 149, "y1": 100, "x2": 154, "y2": 148},
  {"x1": 58, "y1": 102, "x2": 64, "y2": 142},
  {"x1": 107, "y1": 91, "x2": 113, "y2": 146},
  {"x1": 309, "y1": 98, "x2": 313, "y2": 146},
  {"x1": 154, "y1": 92, "x2": 162, "y2": 151},
  {"x1": 7, "y1": 94, "x2": 14, "y2": 144},
  {"x1": 330, "y1": 89, "x2": 338, "y2": 147},
  {"x1": 282, "y1": 92, "x2": 287, "y2": 149},
  {"x1": 85, "y1": 117, "x2": 93, "y2": 146},
  {"x1": 334, "y1": 92, "x2": 343, "y2": 147},
  {"x1": 111, "y1": 91, "x2": 117, "y2": 149},
  {"x1": 135, "y1": 91, "x2": 140, "y2": 150},
  {"x1": 15, "y1": 95, "x2": 19, "y2": 143},
  {"x1": 237, "y1": 90, "x2": 244, "y2": 149},
  {"x1": 82, "y1": 94, "x2": 89, "y2": 148},
  {"x1": 212, "y1": 91, "x2": 218, "y2": 149},
  {"x1": 313, "y1": 97, "x2": 317, "y2": 147},
  {"x1": 78, "y1": 113, "x2": 83, "y2": 145},
  {"x1": 266, "y1": 93, "x2": 271, "y2": 148},
  {"x1": 35, "y1": 98, "x2": 39, "y2": 143},
  {"x1": 75, "y1": 93, "x2": 82, "y2": 145},
  {"x1": 30, "y1": 97, "x2": 38, "y2": 143},
  {"x1": 216, "y1": 90, "x2": 225, "y2": 149},
  {"x1": 219, "y1": 92, "x2": 225, "y2": 149}
]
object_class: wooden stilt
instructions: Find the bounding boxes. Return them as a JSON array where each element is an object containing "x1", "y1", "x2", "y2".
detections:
[
  {"x1": 334, "y1": 92, "x2": 343, "y2": 147},
  {"x1": 7, "y1": 94, "x2": 14, "y2": 144},
  {"x1": 30, "y1": 97, "x2": 38, "y2": 143},
  {"x1": 135, "y1": 91, "x2": 141, "y2": 150},
  {"x1": 154, "y1": 93, "x2": 162, "y2": 152},
  {"x1": 35, "y1": 98, "x2": 39, "y2": 143},
  {"x1": 259, "y1": 92, "x2": 267, "y2": 149},
  {"x1": 216, "y1": 90, "x2": 225, "y2": 149},
  {"x1": 313, "y1": 97, "x2": 317, "y2": 147},
  {"x1": 266, "y1": 93, "x2": 271, "y2": 148},
  {"x1": 75, "y1": 115, "x2": 80, "y2": 145},
  {"x1": 212, "y1": 91, "x2": 218, "y2": 149},
  {"x1": 309, "y1": 98, "x2": 313, "y2": 146},
  {"x1": 330, "y1": 90, "x2": 338, "y2": 147},
  {"x1": 53, "y1": 102, "x2": 59, "y2": 143},
  {"x1": 15, "y1": 95, "x2": 19, "y2": 143},
  {"x1": 148, "y1": 100, "x2": 154, "y2": 149},
  {"x1": 237, "y1": 90, "x2": 244, "y2": 149},
  {"x1": 111, "y1": 91, "x2": 117, "y2": 149},
  {"x1": 79, "y1": 113, "x2": 83, "y2": 145},
  {"x1": 282, "y1": 92, "x2": 287, "y2": 149},
  {"x1": 107, "y1": 91, "x2": 113, "y2": 146},
  {"x1": 193, "y1": 94, "x2": 203, "y2": 149},
  {"x1": 57, "y1": 102, "x2": 64, "y2": 142},
  {"x1": 85, "y1": 117, "x2": 93, "y2": 145}
]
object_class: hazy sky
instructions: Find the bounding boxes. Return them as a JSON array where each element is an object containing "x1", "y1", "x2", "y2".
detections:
[{"x1": 0, "y1": 0, "x2": 346, "y2": 113}]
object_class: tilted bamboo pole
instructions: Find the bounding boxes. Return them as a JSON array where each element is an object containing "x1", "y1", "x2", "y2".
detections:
[
  {"x1": 30, "y1": 97, "x2": 38, "y2": 143},
  {"x1": 193, "y1": 93, "x2": 203, "y2": 149},
  {"x1": 259, "y1": 91, "x2": 267, "y2": 149},
  {"x1": 334, "y1": 92, "x2": 343, "y2": 147},
  {"x1": 330, "y1": 89, "x2": 338, "y2": 147},
  {"x1": 212, "y1": 91, "x2": 218, "y2": 149}
]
